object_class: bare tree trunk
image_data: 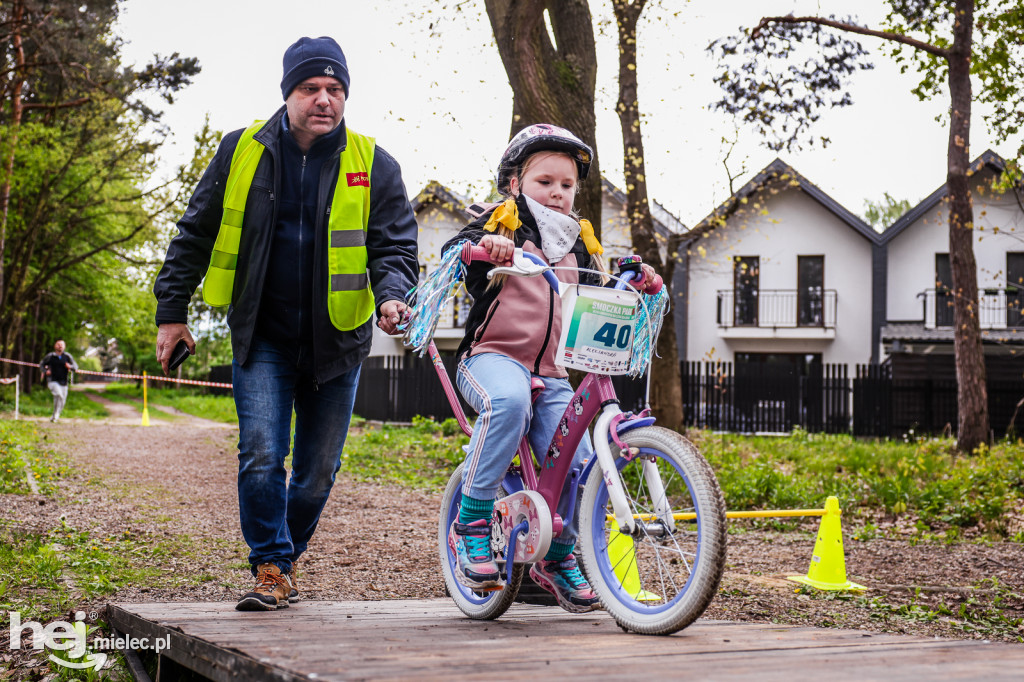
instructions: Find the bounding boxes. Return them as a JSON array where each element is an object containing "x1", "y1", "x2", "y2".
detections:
[
  {"x1": 484, "y1": 0, "x2": 602, "y2": 231},
  {"x1": 753, "y1": 2, "x2": 991, "y2": 452},
  {"x1": 612, "y1": 0, "x2": 682, "y2": 430},
  {"x1": 0, "y1": 0, "x2": 27, "y2": 312},
  {"x1": 948, "y1": 0, "x2": 989, "y2": 451}
]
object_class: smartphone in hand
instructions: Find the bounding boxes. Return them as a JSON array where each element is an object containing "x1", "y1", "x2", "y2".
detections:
[{"x1": 168, "y1": 339, "x2": 192, "y2": 371}]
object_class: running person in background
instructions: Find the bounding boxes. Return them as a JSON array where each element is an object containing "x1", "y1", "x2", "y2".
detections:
[
  {"x1": 39, "y1": 339, "x2": 77, "y2": 422},
  {"x1": 442, "y1": 124, "x2": 656, "y2": 613}
]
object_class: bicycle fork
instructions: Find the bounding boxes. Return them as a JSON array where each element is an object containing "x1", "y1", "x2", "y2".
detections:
[{"x1": 593, "y1": 404, "x2": 675, "y2": 536}]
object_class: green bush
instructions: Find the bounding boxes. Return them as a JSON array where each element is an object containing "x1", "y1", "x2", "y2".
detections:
[{"x1": 693, "y1": 430, "x2": 1024, "y2": 537}]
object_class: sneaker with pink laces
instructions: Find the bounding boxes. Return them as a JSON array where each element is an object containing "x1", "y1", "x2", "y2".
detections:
[{"x1": 529, "y1": 554, "x2": 600, "y2": 613}]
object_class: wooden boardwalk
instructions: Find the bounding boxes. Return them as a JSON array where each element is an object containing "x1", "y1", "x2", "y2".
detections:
[{"x1": 106, "y1": 599, "x2": 1024, "y2": 681}]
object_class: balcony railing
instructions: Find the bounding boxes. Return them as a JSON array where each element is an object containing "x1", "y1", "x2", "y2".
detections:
[
  {"x1": 921, "y1": 288, "x2": 1024, "y2": 329},
  {"x1": 716, "y1": 289, "x2": 837, "y2": 329}
]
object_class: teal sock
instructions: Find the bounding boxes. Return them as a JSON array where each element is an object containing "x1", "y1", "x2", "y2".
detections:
[
  {"x1": 458, "y1": 494, "x2": 494, "y2": 525},
  {"x1": 543, "y1": 539, "x2": 574, "y2": 563}
]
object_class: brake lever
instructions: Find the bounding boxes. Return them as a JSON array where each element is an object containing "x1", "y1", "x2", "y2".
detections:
[{"x1": 486, "y1": 248, "x2": 550, "y2": 279}]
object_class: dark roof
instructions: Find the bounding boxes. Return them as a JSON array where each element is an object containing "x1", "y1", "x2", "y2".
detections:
[
  {"x1": 685, "y1": 158, "x2": 878, "y2": 245},
  {"x1": 411, "y1": 181, "x2": 469, "y2": 215},
  {"x1": 879, "y1": 150, "x2": 1008, "y2": 245},
  {"x1": 600, "y1": 177, "x2": 687, "y2": 237},
  {"x1": 882, "y1": 322, "x2": 1024, "y2": 345}
]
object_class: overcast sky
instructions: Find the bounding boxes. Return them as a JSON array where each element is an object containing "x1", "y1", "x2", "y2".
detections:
[{"x1": 115, "y1": 0, "x2": 1018, "y2": 228}]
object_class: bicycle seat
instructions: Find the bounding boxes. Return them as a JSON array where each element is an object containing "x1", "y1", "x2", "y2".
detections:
[{"x1": 530, "y1": 377, "x2": 545, "y2": 397}]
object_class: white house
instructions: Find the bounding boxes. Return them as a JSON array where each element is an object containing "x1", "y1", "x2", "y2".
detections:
[
  {"x1": 676, "y1": 159, "x2": 881, "y2": 375},
  {"x1": 370, "y1": 179, "x2": 686, "y2": 356},
  {"x1": 880, "y1": 150, "x2": 1024, "y2": 379}
]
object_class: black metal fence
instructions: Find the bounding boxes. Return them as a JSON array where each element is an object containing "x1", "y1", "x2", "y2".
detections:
[
  {"x1": 682, "y1": 361, "x2": 851, "y2": 434},
  {"x1": 853, "y1": 363, "x2": 1024, "y2": 439},
  {"x1": 215, "y1": 355, "x2": 1024, "y2": 439},
  {"x1": 681, "y1": 360, "x2": 1024, "y2": 439},
  {"x1": 352, "y1": 354, "x2": 649, "y2": 424}
]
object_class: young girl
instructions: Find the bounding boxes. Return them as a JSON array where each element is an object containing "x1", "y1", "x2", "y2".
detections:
[{"x1": 443, "y1": 124, "x2": 655, "y2": 613}]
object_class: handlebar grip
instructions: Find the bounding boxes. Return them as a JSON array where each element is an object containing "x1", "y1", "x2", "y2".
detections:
[
  {"x1": 460, "y1": 242, "x2": 493, "y2": 264},
  {"x1": 617, "y1": 269, "x2": 664, "y2": 295}
]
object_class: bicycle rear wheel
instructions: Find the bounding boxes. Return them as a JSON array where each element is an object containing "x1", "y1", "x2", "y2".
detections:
[
  {"x1": 578, "y1": 426, "x2": 726, "y2": 635},
  {"x1": 438, "y1": 461, "x2": 523, "y2": 619}
]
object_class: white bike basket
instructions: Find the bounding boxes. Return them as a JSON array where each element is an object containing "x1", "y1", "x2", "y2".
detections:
[{"x1": 556, "y1": 284, "x2": 641, "y2": 375}]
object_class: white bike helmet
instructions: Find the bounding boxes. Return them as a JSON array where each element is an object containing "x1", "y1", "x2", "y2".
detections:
[{"x1": 496, "y1": 123, "x2": 593, "y2": 193}]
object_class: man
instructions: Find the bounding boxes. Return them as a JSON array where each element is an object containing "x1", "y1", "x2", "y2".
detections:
[
  {"x1": 153, "y1": 36, "x2": 418, "y2": 611},
  {"x1": 39, "y1": 339, "x2": 78, "y2": 422}
]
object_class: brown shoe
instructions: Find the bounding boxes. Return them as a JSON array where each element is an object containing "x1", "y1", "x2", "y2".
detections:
[
  {"x1": 236, "y1": 563, "x2": 292, "y2": 611},
  {"x1": 287, "y1": 563, "x2": 299, "y2": 603}
]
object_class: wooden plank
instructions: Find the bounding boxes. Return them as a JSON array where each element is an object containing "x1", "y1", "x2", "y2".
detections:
[{"x1": 107, "y1": 600, "x2": 1024, "y2": 682}]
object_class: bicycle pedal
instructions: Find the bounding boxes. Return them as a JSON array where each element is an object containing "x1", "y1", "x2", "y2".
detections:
[{"x1": 472, "y1": 585, "x2": 505, "y2": 595}]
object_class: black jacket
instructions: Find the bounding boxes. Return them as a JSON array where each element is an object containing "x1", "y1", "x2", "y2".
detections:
[
  {"x1": 442, "y1": 194, "x2": 603, "y2": 377},
  {"x1": 154, "y1": 106, "x2": 419, "y2": 383}
]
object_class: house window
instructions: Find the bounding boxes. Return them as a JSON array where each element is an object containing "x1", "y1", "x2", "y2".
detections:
[
  {"x1": 733, "y1": 256, "x2": 759, "y2": 326},
  {"x1": 1008, "y1": 253, "x2": 1024, "y2": 328},
  {"x1": 935, "y1": 254, "x2": 954, "y2": 327},
  {"x1": 798, "y1": 256, "x2": 824, "y2": 327}
]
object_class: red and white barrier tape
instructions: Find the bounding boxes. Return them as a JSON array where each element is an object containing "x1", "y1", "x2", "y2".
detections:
[
  {"x1": 0, "y1": 377, "x2": 17, "y2": 384},
  {"x1": 0, "y1": 357, "x2": 232, "y2": 389}
]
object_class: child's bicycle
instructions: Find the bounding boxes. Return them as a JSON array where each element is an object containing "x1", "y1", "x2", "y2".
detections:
[{"x1": 405, "y1": 242, "x2": 727, "y2": 635}]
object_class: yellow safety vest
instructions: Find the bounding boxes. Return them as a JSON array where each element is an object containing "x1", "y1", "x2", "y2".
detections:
[{"x1": 202, "y1": 120, "x2": 377, "y2": 331}]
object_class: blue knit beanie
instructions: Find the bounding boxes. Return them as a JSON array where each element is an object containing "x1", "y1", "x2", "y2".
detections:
[{"x1": 280, "y1": 36, "x2": 350, "y2": 100}]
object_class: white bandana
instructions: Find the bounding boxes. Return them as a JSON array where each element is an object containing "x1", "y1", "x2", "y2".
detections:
[{"x1": 523, "y1": 194, "x2": 581, "y2": 264}]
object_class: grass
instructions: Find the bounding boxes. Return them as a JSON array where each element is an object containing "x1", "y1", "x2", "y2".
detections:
[
  {"x1": 85, "y1": 388, "x2": 177, "y2": 421},
  {"x1": 100, "y1": 382, "x2": 237, "y2": 423},
  {"x1": 0, "y1": 419, "x2": 246, "y2": 679},
  {"x1": 691, "y1": 428, "x2": 1024, "y2": 538},
  {"x1": 0, "y1": 420, "x2": 72, "y2": 495},
  {"x1": 342, "y1": 418, "x2": 1024, "y2": 540},
  {"x1": 0, "y1": 382, "x2": 109, "y2": 420},
  {"x1": 0, "y1": 421, "x2": 225, "y2": 620},
  {"x1": 340, "y1": 415, "x2": 468, "y2": 489}
]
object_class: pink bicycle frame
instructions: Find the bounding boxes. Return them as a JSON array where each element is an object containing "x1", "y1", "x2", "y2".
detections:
[
  {"x1": 426, "y1": 339, "x2": 621, "y2": 534},
  {"x1": 424, "y1": 242, "x2": 657, "y2": 535}
]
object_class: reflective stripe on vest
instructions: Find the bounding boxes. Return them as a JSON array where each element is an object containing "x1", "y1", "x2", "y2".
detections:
[{"x1": 202, "y1": 121, "x2": 377, "y2": 332}]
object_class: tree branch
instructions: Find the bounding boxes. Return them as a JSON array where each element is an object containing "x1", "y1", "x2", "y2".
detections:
[
  {"x1": 22, "y1": 96, "x2": 90, "y2": 111},
  {"x1": 754, "y1": 15, "x2": 948, "y2": 59}
]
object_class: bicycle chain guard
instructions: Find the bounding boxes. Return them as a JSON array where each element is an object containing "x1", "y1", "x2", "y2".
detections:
[{"x1": 494, "y1": 490, "x2": 552, "y2": 564}]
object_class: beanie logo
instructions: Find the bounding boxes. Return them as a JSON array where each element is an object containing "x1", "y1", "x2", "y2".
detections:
[
  {"x1": 324, "y1": 65, "x2": 335, "y2": 76},
  {"x1": 347, "y1": 172, "x2": 369, "y2": 187}
]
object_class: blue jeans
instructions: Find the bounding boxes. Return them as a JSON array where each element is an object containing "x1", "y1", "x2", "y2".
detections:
[
  {"x1": 233, "y1": 336, "x2": 360, "y2": 574},
  {"x1": 456, "y1": 352, "x2": 593, "y2": 545}
]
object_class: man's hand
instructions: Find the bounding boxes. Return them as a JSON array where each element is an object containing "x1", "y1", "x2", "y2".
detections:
[
  {"x1": 377, "y1": 300, "x2": 409, "y2": 335},
  {"x1": 156, "y1": 323, "x2": 196, "y2": 375}
]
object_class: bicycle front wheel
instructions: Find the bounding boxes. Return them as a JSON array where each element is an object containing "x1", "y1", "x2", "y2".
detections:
[{"x1": 578, "y1": 426, "x2": 726, "y2": 635}]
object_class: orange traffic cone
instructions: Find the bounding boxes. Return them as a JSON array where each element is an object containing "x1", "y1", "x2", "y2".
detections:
[{"x1": 786, "y1": 496, "x2": 866, "y2": 592}]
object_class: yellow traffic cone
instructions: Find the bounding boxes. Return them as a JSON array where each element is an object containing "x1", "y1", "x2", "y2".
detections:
[
  {"x1": 787, "y1": 496, "x2": 866, "y2": 592},
  {"x1": 141, "y1": 371, "x2": 150, "y2": 427},
  {"x1": 607, "y1": 528, "x2": 661, "y2": 601}
]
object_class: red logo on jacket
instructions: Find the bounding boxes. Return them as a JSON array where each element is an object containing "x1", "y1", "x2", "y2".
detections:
[{"x1": 347, "y1": 172, "x2": 369, "y2": 187}]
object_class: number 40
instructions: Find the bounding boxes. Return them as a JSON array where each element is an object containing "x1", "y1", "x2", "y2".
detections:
[{"x1": 594, "y1": 322, "x2": 631, "y2": 349}]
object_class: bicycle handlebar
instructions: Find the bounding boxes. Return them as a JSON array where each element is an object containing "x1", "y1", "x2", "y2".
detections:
[{"x1": 460, "y1": 241, "x2": 663, "y2": 295}]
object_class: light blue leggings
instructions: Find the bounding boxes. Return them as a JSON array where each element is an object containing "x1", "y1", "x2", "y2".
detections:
[{"x1": 456, "y1": 352, "x2": 594, "y2": 546}]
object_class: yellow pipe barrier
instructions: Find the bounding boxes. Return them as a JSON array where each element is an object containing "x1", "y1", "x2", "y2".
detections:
[
  {"x1": 608, "y1": 497, "x2": 866, "y2": 593},
  {"x1": 613, "y1": 508, "x2": 826, "y2": 523}
]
